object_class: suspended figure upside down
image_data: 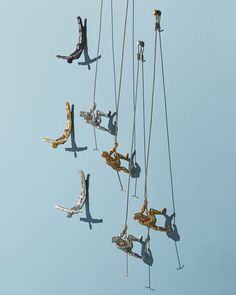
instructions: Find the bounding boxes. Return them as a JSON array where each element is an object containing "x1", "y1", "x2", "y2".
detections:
[
  {"x1": 112, "y1": 225, "x2": 145, "y2": 259},
  {"x1": 134, "y1": 200, "x2": 171, "y2": 232},
  {"x1": 80, "y1": 103, "x2": 111, "y2": 132},
  {"x1": 43, "y1": 101, "x2": 72, "y2": 148},
  {"x1": 101, "y1": 143, "x2": 129, "y2": 174},
  {"x1": 55, "y1": 170, "x2": 87, "y2": 218},
  {"x1": 56, "y1": 16, "x2": 85, "y2": 64}
]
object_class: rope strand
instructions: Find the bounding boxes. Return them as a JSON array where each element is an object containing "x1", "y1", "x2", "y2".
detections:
[
  {"x1": 114, "y1": 0, "x2": 129, "y2": 145},
  {"x1": 143, "y1": 12, "x2": 159, "y2": 208},
  {"x1": 92, "y1": 0, "x2": 104, "y2": 150}
]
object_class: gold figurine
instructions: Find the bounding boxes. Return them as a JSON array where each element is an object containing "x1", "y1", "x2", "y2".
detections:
[
  {"x1": 43, "y1": 101, "x2": 72, "y2": 148},
  {"x1": 134, "y1": 200, "x2": 171, "y2": 232},
  {"x1": 101, "y1": 143, "x2": 129, "y2": 173}
]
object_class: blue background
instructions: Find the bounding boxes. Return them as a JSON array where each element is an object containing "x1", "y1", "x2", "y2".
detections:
[{"x1": 0, "y1": 0, "x2": 235, "y2": 294}]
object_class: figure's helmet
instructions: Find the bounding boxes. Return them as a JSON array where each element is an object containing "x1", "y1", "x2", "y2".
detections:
[
  {"x1": 52, "y1": 142, "x2": 58, "y2": 149},
  {"x1": 66, "y1": 211, "x2": 73, "y2": 218},
  {"x1": 67, "y1": 58, "x2": 73, "y2": 64},
  {"x1": 112, "y1": 236, "x2": 119, "y2": 244},
  {"x1": 133, "y1": 212, "x2": 141, "y2": 220},
  {"x1": 101, "y1": 151, "x2": 109, "y2": 158}
]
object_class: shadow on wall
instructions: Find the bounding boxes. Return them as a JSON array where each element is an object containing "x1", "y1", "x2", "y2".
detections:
[
  {"x1": 65, "y1": 104, "x2": 87, "y2": 157},
  {"x1": 164, "y1": 212, "x2": 184, "y2": 270},
  {"x1": 80, "y1": 174, "x2": 103, "y2": 230},
  {"x1": 78, "y1": 18, "x2": 101, "y2": 70}
]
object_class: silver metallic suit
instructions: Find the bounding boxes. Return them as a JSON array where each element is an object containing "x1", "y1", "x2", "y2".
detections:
[
  {"x1": 55, "y1": 170, "x2": 87, "y2": 218},
  {"x1": 80, "y1": 103, "x2": 111, "y2": 131},
  {"x1": 112, "y1": 226, "x2": 143, "y2": 259}
]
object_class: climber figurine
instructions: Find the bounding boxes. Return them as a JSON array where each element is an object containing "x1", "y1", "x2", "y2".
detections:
[
  {"x1": 153, "y1": 9, "x2": 163, "y2": 32},
  {"x1": 134, "y1": 200, "x2": 171, "y2": 232},
  {"x1": 55, "y1": 170, "x2": 87, "y2": 218},
  {"x1": 43, "y1": 101, "x2": 72, "y2": 148},
  {"x1": 80, "y1": 103, "x2": 111, "y2": 132},
  {"x1": 101, "y1": 143, "x2": 129, "y2": 174},
  {"x1": 112, "y1": 225, "x2": 143, "y2": 259},
  {"x1": 56, "y1": 16, "x2": 85, "y2": 63}
]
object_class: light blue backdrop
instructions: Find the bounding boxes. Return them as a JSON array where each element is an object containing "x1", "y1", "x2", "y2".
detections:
[{"x1": 0, "y1": 0, "x2": 235, "y2": 294}]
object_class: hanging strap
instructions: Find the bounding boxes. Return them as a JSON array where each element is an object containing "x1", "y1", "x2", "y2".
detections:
[{"x1": 114, "y1": 0, "x2": 129, "y2": 145}]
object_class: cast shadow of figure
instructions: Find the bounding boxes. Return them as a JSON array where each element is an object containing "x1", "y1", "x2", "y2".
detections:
[
  {"x1": 65, "y1": 104, "x2": 87, "y2": 158},
  {"x1": 107, "y1": 111, "x2": 117, "y2": 136},
  {"x1": 164, "y1": 212, "x2": 184, "y2": 270},
  {"x1": 80, "y1": 174, "x2": 103, "y2": 230},
  {"x1": 141, "y1": 238, "x2": 154, "y2": 267},
  {"x1": 129, "y1": 150, "x2": 141, "y2": 179},
  {"x1": 164, "y1": 212, "x2": 180, "y2": 242},
  {"x1": 78, "y1": 19, "x2": 101, "y2": 70}
]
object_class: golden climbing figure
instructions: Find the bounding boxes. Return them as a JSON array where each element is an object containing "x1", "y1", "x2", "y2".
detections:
[
  {"x1": 43, "y1": 101, "x2": 72, "y2": 148},
  {"x1": 101, "y1": 143, "x2": 129, "y2": 174},
  {"x1": 133, "y1": 200, "x2": 171, "y2": 232}
]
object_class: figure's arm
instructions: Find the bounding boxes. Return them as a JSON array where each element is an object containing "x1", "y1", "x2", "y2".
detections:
[
  {"x1": 55, "y1": 205, "x2": 70, "y2": 213},
  {"x1": 140, "y1": 200, "x2": 148, "y2": 214},
  {"x1": 110, "y1": 143, "x2": 118, "y2": 155},
  {"x1": 119, "y1": 225, "x2": 128, "y2": 238}
]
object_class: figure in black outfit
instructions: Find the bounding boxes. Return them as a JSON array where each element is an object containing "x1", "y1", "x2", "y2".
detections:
[{"x1": 56, "y1": 16, "x2": 85, "y2": 64}]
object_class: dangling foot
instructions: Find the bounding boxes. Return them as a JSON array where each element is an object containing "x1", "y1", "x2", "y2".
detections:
[
  {"x1": 139, "y1": 235, "x2": 143, "y2": 243},
  {"x1": 107, "y1": 111, "x2": 111, "y2": 117},
  {"x1": 125, "y1": 153, "x2": 129, "y2": 160},
  {"x1": 161, "y1": 208, "x2": 167, "y2": 215}
]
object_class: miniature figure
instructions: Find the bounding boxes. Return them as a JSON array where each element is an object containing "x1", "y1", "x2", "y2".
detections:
[
  {"x1": 134, "y1": 200, "x2": 171, "y2": 232},
  {"x1": 56, "y1": 16, "x2": 85, "y2": 63},
  {"x1": 43, "y1": 101, "x2": 72, "y2": 148},
  {"x1": 55, "y1": 170, "x2": 87, "y2": 218},
  {"x1": 80, "y1": 103, "x2": 111, "y2": 131},
  {"x1": 101, "y1": 143, "x2": 129, "y2": 173}
]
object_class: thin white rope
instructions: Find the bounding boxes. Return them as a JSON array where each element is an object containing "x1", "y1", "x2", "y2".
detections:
[
  {"x1": 114, "y1": 0, "x2": 129, "y2": 145},
  {"x1": 92, "y1": 0, "x2": 104, "y2": 150}
]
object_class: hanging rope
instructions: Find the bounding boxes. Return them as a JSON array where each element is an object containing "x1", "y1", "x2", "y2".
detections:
[
  {"x1": 124, "y1": 41, "x2": 143, "y2": 278},
  {"x1": 143, "y1": 10, "x2": 159, "y2": 209},
  {"x1": 157, "y1": 12, "x2": 184, "y2": 270},
  {"x1": 110, "y1": 0, "x2": 118, "y2": 108},
  {"x1": 114, "y1": 0, "x2": 129, "y2": 145},
  {"x1": 158, "y1": 31, "x2": 176, "y2": 219},
  {"x1": 92, "y1": 0, "x2": 104, "y2": 150}
]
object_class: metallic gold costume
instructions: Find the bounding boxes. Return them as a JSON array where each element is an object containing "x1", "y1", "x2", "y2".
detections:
[
  {"x1": 43, "y1": 101, "x2": 72, "y2": 148},
  {"x1": 101, "y1": 143, "x2": 129, "y2": 173},
  {"x1": 134, "y1": 200, "x2": 171, "y2": 232}
]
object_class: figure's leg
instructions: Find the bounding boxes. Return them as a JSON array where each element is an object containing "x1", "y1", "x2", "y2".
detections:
[
  {"x1": 115, "y1": 152, "x2": 129, "y2": 161},
  {"x1": 119, "y1": 166, "x2": 129, "y2": 174},
  {"x1": 149, "y1": 208, "x2": 166, "y2": 215},
  {"x1": 97, "y1": 110, "x2": 111, "y2": 117},
  {"x1": 127, "y1": 234, "x2": 142, "y2": 243},
  {"x1": 154, "y1": 225, "x2": 171, "y2": 232}
]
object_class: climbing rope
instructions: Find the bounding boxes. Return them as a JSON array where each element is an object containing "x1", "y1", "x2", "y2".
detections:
[
  {"x1": 143, "y1": 10, "x2": 159, "y2": 210},
  {"x1": 114, "y1": 0, "x2": 129, "y2": 145},
  {"x1": 110, "y1": 0, "x2": 118, "y2": 108},
  {"x1": 92, "y1": 0, "x2": 104, "y2": 150},
  {"x1": 158, "y1": 31, "x2": 176, "y2": 218},
  {"x1": 158, "y1": 21, "x2": 184, "y2": 270},
  {"x1": 124, "y1": 41, "x2": 143, "y2": 278}
]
